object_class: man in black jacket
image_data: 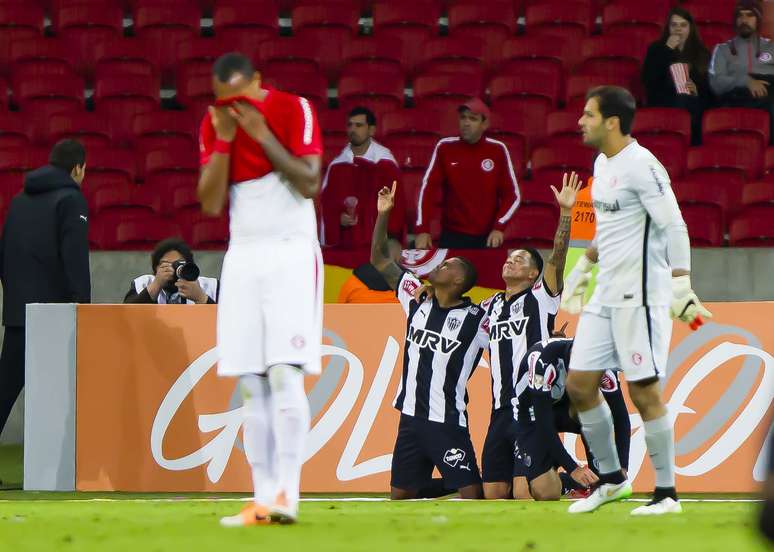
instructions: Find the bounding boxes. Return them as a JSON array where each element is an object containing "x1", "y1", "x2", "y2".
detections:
[{"x1": 0, "y1": 139, "x2": 91, "y2": 437}]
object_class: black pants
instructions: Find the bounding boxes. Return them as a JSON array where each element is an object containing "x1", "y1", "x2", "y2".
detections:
[
  {"x1": 718, "y1": 90, "x2": 774, "y2": 145},
  {"x1": 671, "y1": 94, "x2": 707, "y2": 146},
  {"x1": 0, "y1": 326, "x2": 25, "y2": 436},
  {"x1": 439, "y1": 230, "x2": 488, "y2": 249}
]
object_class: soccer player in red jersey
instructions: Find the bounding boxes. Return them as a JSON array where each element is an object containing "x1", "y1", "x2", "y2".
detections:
[{"x1": 197, "y1": 53, "x2": 323, "y2": 526}]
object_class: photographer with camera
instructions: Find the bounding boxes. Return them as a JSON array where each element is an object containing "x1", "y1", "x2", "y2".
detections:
[{"x1": 124, "y1": 238, "x2": 218, "y2": 304}]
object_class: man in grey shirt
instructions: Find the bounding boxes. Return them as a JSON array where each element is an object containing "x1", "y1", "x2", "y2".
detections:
[{"x1": 709, "y1": 0, "x2": 774, "y2": 143}]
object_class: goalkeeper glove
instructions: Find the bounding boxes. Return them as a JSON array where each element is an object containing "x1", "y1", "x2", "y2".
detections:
[
  {"x1": 561, "y1": 254, "x2": 594, "y2": 314},
  {"x1": 670, "y1": 275, "x2": 712, "y2": 326}
]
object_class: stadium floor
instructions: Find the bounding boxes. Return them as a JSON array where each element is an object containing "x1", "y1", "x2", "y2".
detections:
[{"x1": 0, "y1": 446, "x2": 768, "y2": 551}]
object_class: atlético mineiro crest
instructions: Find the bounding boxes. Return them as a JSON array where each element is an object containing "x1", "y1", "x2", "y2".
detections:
[{"x1": 447, "y1": 317, "x2": 462, "y2": 331}]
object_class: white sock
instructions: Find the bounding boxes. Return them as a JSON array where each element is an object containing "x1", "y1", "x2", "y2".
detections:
[
  {"x1": 240, "y1": 374, "x2": 276, "y2": 507},
  {"x1": 643, "y1": 414, "x2": 676, "y2": 488},
  {"x1": 578, "y1": 400, "x2": 622, "y2": 476},
  {"x1": 268, "y1": 364, "x2": 310, "y2": 513}
]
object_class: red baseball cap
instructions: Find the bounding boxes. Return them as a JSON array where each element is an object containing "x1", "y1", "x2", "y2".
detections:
[{"x1": 458, "y1": 97, "x2": 490, "y2": 120}]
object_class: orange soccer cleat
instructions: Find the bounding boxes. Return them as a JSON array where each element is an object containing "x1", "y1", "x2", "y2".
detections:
[{"x1": 219, "y1": 503, "x2": 271, "y2": 528}]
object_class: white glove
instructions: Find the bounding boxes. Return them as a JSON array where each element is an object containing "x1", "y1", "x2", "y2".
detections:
[
  {"x1": 670, "y1": 275, "x2": 712, "y2": 325},
  {"x1": 560, "y1": 254, "x2": 594, "y2": 314}
]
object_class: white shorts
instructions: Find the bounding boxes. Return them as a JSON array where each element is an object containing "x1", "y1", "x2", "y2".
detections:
[
  {"x1": 569, "y1": 304, "x2": 672, "y2": 382},
  {"x1": 216, "y1": 237, "x2": 323, "y2": 377}
]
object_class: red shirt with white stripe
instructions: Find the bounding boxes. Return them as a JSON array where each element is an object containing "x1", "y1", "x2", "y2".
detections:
[
  {"x1": 416, "y1": 136, "x2": 521, "y2": 236},
  {"x1": 199, "y1": 87, "x2": 323, "y2": 182}
]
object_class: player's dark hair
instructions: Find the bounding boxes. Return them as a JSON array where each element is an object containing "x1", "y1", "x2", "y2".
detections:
[
  {"x1": 457, "y1": 257, "x2": 478, "y2": 294},
  {"x1": 212, "y1": 52, "x2": 255, "y2": 83},
  {"x1": 49, "y1": 139, "x2": 85, "y2": 173},
  {"x1": 151, "y1": 238, "x2": 194, "y2": 272},
  {"x1": 523, "y1": 247, "x2": 544, "y2": 277},
  {"x1": 348, "y1": 106, "x2": 376, "y2": 126},
  {"x1": 586, "y1": 86, "x2": 636, "y2": 135}
]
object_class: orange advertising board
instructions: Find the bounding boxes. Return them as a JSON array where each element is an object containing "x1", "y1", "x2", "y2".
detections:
[{"x1": 76, "y1": 303, "x2": 773, "y2": 492}]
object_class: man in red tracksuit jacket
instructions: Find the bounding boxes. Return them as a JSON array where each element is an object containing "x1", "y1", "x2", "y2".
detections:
[{"x1": 415, "y1": 98, "x2": 521, "y2": 249}]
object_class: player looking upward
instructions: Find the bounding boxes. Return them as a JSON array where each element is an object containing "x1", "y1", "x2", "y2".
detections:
[
  {"x1": 562, "y1": 86, "x2": 711, "y2": 515},
  {"x1": 480, "y1": 172, "x2": 582, "y2": 499},
  {"x1": 197, "y1": 52, "x2": 323, "y2": 526},
  {"x1": 371, "y1": 183, "x2": 489, "y2": 500}
]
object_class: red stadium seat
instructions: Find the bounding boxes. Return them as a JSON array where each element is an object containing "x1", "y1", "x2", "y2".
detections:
[
  {"x1": 264, "y1": 66, "x2": 328, "y2": 111},
  {"x1": 191, "y1": 217, "x2": 229, "y2": 249},
  {"x1": 92, "y1": 185, "x2": 160, "y2": 216},
  {"x1": 371, "y1": 0, "x2": 438, "y2": 74},
  {"x1": 687, "y1": 143, "x2": 762, "y2": 181},
  {"x1": 292, "y1": 27, "x2": 352, "y2": 82},
  {"x1": 688, "y1": 1, "x2": 735, "y2": 40},
  {"x1": 9, "y1": 38, "x2": 74, "y2": 82},
  {"x1": 383, "y1": 137, "x2": 435, "y2": 171},
  {"x1": 0, "y1": 3, "x2": 44, "y2": 65},
  {"x1": 702, "y1": 107, "x2": 770, "y2": 152},
  {"x1": 680, "y1": 203, "x2": 724, "y2": 247},
  {"x1": 292, "y1": 3, "x2": 360, "y2": 34},
  {"x1": 729, "y1": 206, "x2": 774, "y2": 246},
  {"x1": 14, "y1": 74, "x2": 84, "y2": 117},
  {"x1": 674, "y1": 175, "x2": 733, "y2": 225},
  {"x1": 602, "y1": 3, "x2": 669, "y2": 36},
  {"x1": 579, "y1": 35, "x2": 648, "y2": 82},
  {"x1": 176, "y1": 69, "x2": 213, "y2": 109},
  {"x1": 53, "y1": 3, "x2": 124, "y2": 78},
  {"x1": 531, "y1": 145, "x2": 594, "y2": 183},
  {"x1": 448, "y1": 0, "x2": 515, "y2": 68},
  {"x1": 177, "y1": 37, "x2": 260, "y2": 84},
  {"x1": 260, "y1": 38, "x2": 322, "y2": 76},
  {"x1": 501, "y1": 35, "x2": 579, "y2": 75},
  {"x1": 341, "y1": 37, "x2": 405, "y2": 75},
  {"x1": 133, "y1": 111, "x2": 197, "y2": 179},
  {"x1": 317, "y1": 108, "x2": 348, "y2": 144},
  {"x1": 0, "y1": 147, "x2": 47, "y2": 202},
  {"x1": 503, "y1": 204, "x2": 557, "y2": 249},
  {"x1": 0, "y1": 76, "x2": 6, "y2": 109},
  {"x1": 519, "y1": 175, "x2": 560, "y2": 215},
  {"x1": 133, "y1": 0, "x2": 201, "y2": 83},
  {"x1": 0, "y1": 113, "x2": 32, "y2": 149},
  {"x1": 633, "y1": 107, "x2": 692, "y2": 146},
  {"x1": 338, "y1": 65, "x2": 405, "y2": 116},
  {"x1": 114, "y1": 217, "x2": 182, "y2": 250},
  {"x1": 95, "y1": 39, "x2": 158, "y2": 82},
  {"x1": 413, "y1": 73, "x2": 483, "y2": 114},
  {"x1": 487, "y1": 134, "x2": 527, "y2": 179},
  {"x1": 382, "y1": 109, "x2": 442, "y2": 142},
  {"x1": 545, "y1": 110, "x2": 582, "y2": 149},
  {"x1": 80, "y1": 148, "x2": 137, "y2": 210},
  {"x1": 489, "y1": 98, "x2": 551, "y2": 152},
  {"x1": 525, "y1": 1, "x2": 594, "y2": 43},
  {"x1": 488, "y1": 69, "x2": 562, "y2": 111},
  {"x1": 94, "y1": 73, "x2": 159, "y2": 145},
  {"x1": 47, "y1": 112, "x2": 112, "y2": 150},
  {"x1": 143, "y1": 146, "x2": 199, "y2": 181},
  {"x1": 742, "y1": 180, "x2": 774, "y2": 208},
  {"x1": 637, "y1": 134, "x2": 687, "y2": 178},
  {"x1": 764, "y1": 146, "x2": 774, "y2": 181},
  {"x1": 213, "y1": 0, "x2": 279, "y2": 44},
  {"x1": 415, "y1": 37, "x2": 487, "y2": 79},
  {"x1": 565, "y1": 73, "x2": 638, "y2": 111}
]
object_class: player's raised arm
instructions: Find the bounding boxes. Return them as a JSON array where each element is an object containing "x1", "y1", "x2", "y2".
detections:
[
  {"x1": 543, "y1": 171, "x2": 583, "y2": 295},
  {"x1": 230, "y1": 101, "x2": 321, "y2": 199},
  {"x1": 371, "y1": 182, "x2": 403, "y2": 290},
  {"x1": 198, "y1": 106, "x2": 235, "y2": 216}
]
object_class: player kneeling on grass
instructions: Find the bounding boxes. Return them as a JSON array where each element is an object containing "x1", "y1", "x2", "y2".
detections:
[
  {"x1": 511, "y1": 336, "x2": 630, "y2": 501},
  {"x1": 371, "y1": 183, "x2": 489, "y2": 500}
]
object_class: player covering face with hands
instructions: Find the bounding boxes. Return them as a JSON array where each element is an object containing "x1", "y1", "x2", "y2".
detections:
[{"x1": 561, "y1": 86, "x2": 711, "y2": 516}]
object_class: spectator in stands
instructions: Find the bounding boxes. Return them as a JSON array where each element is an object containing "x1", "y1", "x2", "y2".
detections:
[
  {"x1": 338, "y1": 238, "x2": 402, "y2": 304},
  {"x1": 642, "y1": 6, "x2": 712, "y2": 144},
  {"x1": 0, "y1": 139, "x2": 90, "y2": 439},
  {"x1": 320, "y1": 107, "x2": 404, "y2": 248},
  {"x1": 709, "y1": 0, "x2": 774, "y2": 142},
  {"x1": 414, "y1": 98, "x2": 520, "y2": 250},
  {"x1": 124, "y1": 238, "x2": 218, "y2": 304}
]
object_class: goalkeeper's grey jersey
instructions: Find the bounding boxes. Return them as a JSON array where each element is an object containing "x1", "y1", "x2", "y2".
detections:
[{"x1": 588, "y1": 140, "x2": 681, "y2": 308}]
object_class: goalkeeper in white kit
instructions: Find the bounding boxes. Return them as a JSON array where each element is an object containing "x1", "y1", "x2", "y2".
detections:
[{"x1": 562, "y1": 86, "x2": 712, "y2": 515}]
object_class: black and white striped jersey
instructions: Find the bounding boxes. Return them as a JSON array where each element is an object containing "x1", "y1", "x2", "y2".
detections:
[
  {"x1": 393, "y1": 272, "x2": 489, "y2": 428},
  {"x1": 482, "y1": 278, "x2": 560, "y2": 411}
]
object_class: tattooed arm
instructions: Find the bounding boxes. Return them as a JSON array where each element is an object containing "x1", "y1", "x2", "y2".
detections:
[
  {"x1": 543, "y1": 172, "x2": 583, "y2": 295},
  {"x1": 371, "y1": 182, "x2": 403, "y2": 290}
]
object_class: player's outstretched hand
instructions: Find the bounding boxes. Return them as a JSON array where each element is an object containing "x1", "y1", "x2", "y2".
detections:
[
  {"x1": 560, "y1": 254, "x2": 594, "y2": 314},
  {"x1": 229, "y1": 101, "x2": 270, "y2": 142},
  {"x1": 670, "y1": 275, "x2": 713, "y2": 325},
  {"x1": 551, "y1": 171, "x2": 583, "y2": 211},
  {"x1": 570, "y1": 465, "x2": 599, "y2": 488},
  {"x1": 377, "y1": 181, "x2": 396, "y2": 214},
  {"x1": 208, "y1": 106, "x2": 237, "y2": 142}
]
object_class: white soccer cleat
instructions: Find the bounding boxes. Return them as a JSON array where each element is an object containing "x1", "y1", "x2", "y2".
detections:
[
  {"x1": 567, "y1": 480, "x2": 632, "y2": 514},
  {"x1": 630, "y1": 497, "x2": 682, "y2": 516},
  {"x1": 268, "y1": 491, "x2": 298, "y2": 525}
]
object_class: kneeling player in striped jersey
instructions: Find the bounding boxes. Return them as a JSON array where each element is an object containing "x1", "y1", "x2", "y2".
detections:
[
  {"x1": 512, "y1": 337, "x2": 630, "y2": 501},
  {"x1": 371, "y1": 183, "x2": 489, "y2": 500}
]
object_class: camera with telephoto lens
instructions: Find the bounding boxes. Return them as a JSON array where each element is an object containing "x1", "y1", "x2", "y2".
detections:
[{"x1": 171, "y1": 260, "x2": 200, "y2": 282}]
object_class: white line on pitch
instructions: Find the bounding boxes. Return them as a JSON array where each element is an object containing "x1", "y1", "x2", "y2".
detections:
[{"x1": 0, "y1": 497, "x2": 763, "y2": 503}]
